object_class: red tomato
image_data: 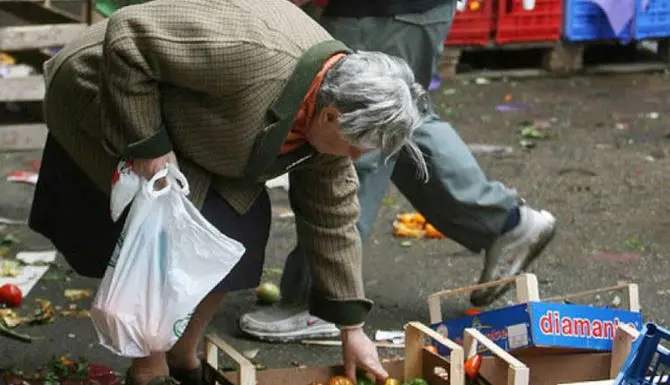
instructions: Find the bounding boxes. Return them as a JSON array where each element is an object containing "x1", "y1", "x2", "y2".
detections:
[
  {"x1": 0, "y1": 284, "x2": 22, "y2": 308},
  {"x1": 464, "y1": 308, "x2": 482, "y2": 316},
  {"x1": 464, "y1": 354, "x2": 483, "y2": 379}
]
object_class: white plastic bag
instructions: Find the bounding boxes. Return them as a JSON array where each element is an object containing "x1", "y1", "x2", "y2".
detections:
[{"x1": 91, "y1": 161, "x2": 246, "y2": 357}]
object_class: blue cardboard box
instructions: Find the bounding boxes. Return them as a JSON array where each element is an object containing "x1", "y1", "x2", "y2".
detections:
[{"x1": 431, "y1": 302, "x2": 643, "y2": 355}]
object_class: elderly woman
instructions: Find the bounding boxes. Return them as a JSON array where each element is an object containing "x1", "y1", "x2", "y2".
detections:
[{"x1": 28, "y1": 0, "x2": 429, "y2": 384}]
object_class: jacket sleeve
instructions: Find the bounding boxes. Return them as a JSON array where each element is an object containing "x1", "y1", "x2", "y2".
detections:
[
  {"x1": 288, "y1": 154, "x2": 373, "y2": 327},
  {"x1": 99, "y1": 11, "x2": 174, "y2": 159}
]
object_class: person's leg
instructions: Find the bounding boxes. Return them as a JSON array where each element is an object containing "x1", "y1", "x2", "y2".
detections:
[
  {"x1": 165, "y1": 291, "x2": 227, "y2": 370},
  {"x1": 369, "y1": 4, "x2": 556, "y2": 305},
  {"x1": 240, "y1": 150, "x2": 395, "y2": 341},
  {"x1": 392, "y1": 115, "x2": 556, "y2": 305},
  {"x1": 165, "y1": 188, "x2": 272, "y2": 384}
]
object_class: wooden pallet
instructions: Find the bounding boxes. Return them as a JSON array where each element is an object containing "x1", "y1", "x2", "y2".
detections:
[
  {"x1": 439, "y1": 38, "x2": 670, "y2": 80},
  {"x1": 0, "y1": 0, "x2": 91, "y2": 151}
]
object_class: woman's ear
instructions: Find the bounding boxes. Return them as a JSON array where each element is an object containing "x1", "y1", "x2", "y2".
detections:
[
  {"x1": 312, "y1": 106, "x2": 340, "y2": 132},
  {"x1": 320, "y1": 106, "x2": 340, "y2": 123}
]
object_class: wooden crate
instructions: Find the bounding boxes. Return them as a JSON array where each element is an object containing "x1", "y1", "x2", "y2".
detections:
[
  {"x1": 426, "y1": 274, "x2": 642, "y2": 385},
  {"x1": 202, "y1": 321, "x2": 539, "y2": 385},
  {"x1": 0, "y1": 0, "x2": 91, "y2": 151},
  {"x1": 202, "y1": 318, "x2": 639, "y2": 385}
]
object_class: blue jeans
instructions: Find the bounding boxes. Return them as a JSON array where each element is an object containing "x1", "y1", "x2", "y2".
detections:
[{"x1": 280, "y1": 2, "x2": 518, "y2": 305}]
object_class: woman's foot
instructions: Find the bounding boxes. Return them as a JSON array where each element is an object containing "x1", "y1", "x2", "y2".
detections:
[
  {"x1": 125, "y1": 371, "x2": 179, "y2": 385},
  {"x1": 166, "y1": 352, "x2": 203, "y2": 385},
  {"x1": 167, "y1": 361, "x2": 205, "y2": 385}
]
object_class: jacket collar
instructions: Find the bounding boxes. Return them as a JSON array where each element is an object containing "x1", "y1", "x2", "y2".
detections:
[{"x1": 244, "y1": 40, "x2": 353, "y2": 180}]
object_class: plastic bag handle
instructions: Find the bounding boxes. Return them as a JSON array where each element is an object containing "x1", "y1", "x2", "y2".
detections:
[
  {"x1": 167, "y1": 163, "x2": 190, "y2": 196},
  {"x1": 144, "y1": 167, "x2": 172, "y2": 198}
]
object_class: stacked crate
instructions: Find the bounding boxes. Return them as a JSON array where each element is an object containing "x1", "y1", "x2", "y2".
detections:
[
  {"x1": 444, "y1": 0, "x2": 563, "y2": 46},
  {"x1": 0, "y1": 0, "x2": 90, "y2": 151},
  {"x1": 564, "y1": 0, "x2": 670, "y2": 41}
]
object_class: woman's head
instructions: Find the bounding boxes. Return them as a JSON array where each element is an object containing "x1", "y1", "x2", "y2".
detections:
[{"x1": 306, "y1": 51, "x2": 430, "y2": 180}]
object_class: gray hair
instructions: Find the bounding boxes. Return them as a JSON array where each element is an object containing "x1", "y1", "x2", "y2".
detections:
[{"x1": 317, "y1": 51, "x2": 430, "y2": 181}]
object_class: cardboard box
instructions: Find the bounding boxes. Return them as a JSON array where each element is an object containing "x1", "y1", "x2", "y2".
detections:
[{"x1": 431, "y1": 301, "x2": 643, "y2": 355}]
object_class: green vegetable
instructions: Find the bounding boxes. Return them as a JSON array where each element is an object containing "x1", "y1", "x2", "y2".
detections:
[
  {"x1": 0, "y1": 322, "x2": 33, "y2": 343},
  {"x1": 356, "y1": 376, "x2": 374, "y2": 385},
  {"x1": 404, "y1": 379, "x2": 429, "y2": 385}
]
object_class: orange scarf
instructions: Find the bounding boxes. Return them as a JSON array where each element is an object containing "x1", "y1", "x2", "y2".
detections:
[{"x1": 280, "y1": 53, "x2": 346, "y2": 154}]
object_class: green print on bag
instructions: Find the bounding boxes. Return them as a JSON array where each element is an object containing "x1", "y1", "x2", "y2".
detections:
[{"x1": 173, "y1": 313, "x2": 193, "y2": 338}]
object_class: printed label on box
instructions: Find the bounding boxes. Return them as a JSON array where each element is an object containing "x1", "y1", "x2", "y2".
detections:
[
  {"x1": 507, "y1": 323, "x2": 529, "y2": 349},
  {"x1": 431, "y1": 301, "x2": 643, "y2": 355},
  {"x1": 530, "y1": 302, "x2": 642, "y2": 350}
]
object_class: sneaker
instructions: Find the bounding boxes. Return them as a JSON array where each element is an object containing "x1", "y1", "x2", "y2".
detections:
[
  {"x1": 239, "y1": 306, "x2": 340, "y2": 342},
  {"x1": 470, "y1": 205, "x2": 557, "y2": 307}
]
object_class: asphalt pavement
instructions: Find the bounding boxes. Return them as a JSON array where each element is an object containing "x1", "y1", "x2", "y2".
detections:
[{"x1": 1, "y1": 72, "x2": 669, "y2": 376}]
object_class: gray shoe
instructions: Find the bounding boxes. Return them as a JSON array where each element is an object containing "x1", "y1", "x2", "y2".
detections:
[
  {"x1": 470, "y1": 205, "x2": 557, "y2": 307},
  {"x1": 239, "y1": 306, "x2": 340, "y2": 342}
]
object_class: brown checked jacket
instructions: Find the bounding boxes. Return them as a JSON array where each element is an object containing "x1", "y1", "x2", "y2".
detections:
[{"x1": 42, "y1": 0, "x2": 372, "y2": 326}]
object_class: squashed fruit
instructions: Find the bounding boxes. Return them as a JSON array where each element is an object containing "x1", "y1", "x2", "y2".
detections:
[{"x1": 393, "y1": 212, "x2": 445, "y2": 239}]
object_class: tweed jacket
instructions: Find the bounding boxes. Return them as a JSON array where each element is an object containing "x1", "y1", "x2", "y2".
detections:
[{"x1": 42, "y1": 0, "x2": 372, "y2": 326}]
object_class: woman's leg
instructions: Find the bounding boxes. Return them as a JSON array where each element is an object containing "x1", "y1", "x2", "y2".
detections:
[
  {"x1": 166, "y1": 187, "x2": 272, "y2": 373},
  {"x1": 166, "y1": 291, "x2": 228, "y2": 369},
  {"x1": 129, "y1": 354, "x2": 169, "y2": 385}
]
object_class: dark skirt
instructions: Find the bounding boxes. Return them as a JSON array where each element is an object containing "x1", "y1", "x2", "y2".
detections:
[{"x1": 29, "y1": 135, "x2": 271, "y2": 292}]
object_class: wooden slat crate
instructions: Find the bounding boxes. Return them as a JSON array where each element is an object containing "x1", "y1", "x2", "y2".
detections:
[{"x1": 0, "y1": 0, "x2": 92, "y2": 150}]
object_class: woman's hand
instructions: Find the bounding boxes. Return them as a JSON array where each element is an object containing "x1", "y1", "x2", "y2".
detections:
[
  {"x1": 132, "y1": 151, "x2": 177, "y2": 180},
  {"x1": 341, "y1": 327, "x2": 389, "y2": 384}
]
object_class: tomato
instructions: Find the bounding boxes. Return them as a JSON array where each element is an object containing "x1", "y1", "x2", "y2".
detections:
[
  {"x1": 0, "y1": 284, "x2": 22, "y2": 308},
  {"x1": 328, "y1": 376, "x2": 354, "y2": 385},
  {"x1": 464, "y1": 308, "x2": 482, "y2": 316},
  {"x1": 424, "y1": 345, "x2": 438, "y2": 354},
  {"x1": 464, "y1": 354, "x2": 483, "y2": 379},
  {"x1": 384, "y1": 379, "x2": 401, "y2": 385}
]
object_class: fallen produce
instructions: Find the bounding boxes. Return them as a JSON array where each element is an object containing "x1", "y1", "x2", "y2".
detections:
[
  {"x1": 393, "y1": 213, "x2": 445, "y2": 239},
  {"x1": 255, "y1": 282, "x2": 281, "y2": 304},
  {"x1": 0, "y1": 320, "x2": 33, "y2": 343},
  {"x1": 0, "y1": 283, "x2": 23, "y2": 308}
]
